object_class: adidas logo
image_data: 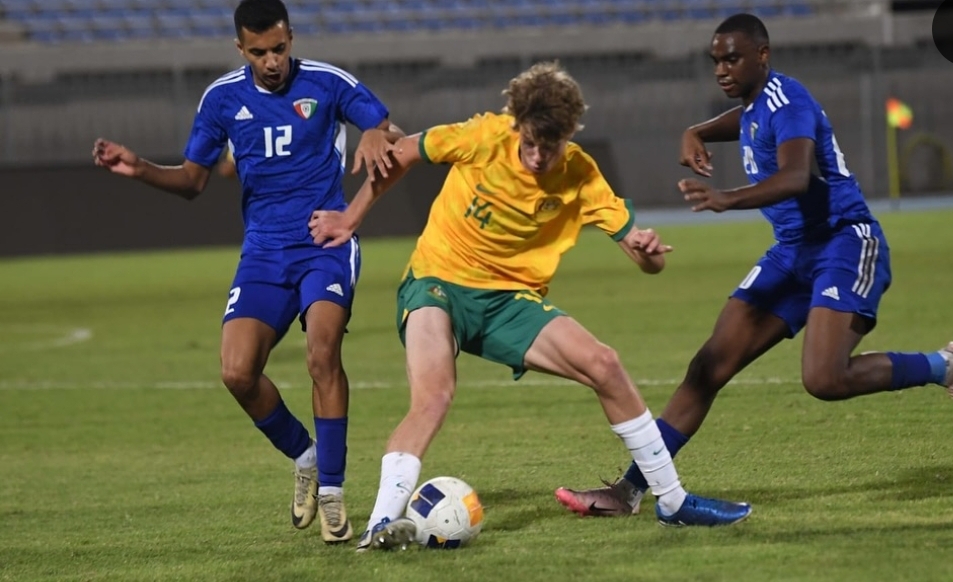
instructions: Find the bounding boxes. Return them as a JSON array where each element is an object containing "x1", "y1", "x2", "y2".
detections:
[
  {"x1": 821, "y1": 286, "x2": 840, "y2": 301},
  {"x1": 234, "y1": 106, "x2": 253, "y2": 120},
  {"x1": 326, "y1": 283, "x2": 344, "y2": 297}
]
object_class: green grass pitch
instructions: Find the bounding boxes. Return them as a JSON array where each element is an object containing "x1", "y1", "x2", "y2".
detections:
[{"x1": 1, "y1": 209, "x2": 952, "y2": 582}]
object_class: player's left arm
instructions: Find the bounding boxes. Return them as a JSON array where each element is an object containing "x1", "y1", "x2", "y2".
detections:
[
  {"x1": 309, "y1": 132, "x2": 423, "y2": 247},
  {"x1": 577, "y1": 156, "x2": 673, "y2": 274},
  {"x1": 616, "y1": 225, "x2": 673, "y2": 275},
  {"x1": 679, "y1": 137, "x2": 813, "y2": 212}
]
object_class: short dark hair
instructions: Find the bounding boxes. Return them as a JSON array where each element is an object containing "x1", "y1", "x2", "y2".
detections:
[
  {"x1": 714, "y1": 13, "x2": 770, "y2": 46},
  {"x1": 234, "y1": 0, "x2": 290, "y2": 38}
]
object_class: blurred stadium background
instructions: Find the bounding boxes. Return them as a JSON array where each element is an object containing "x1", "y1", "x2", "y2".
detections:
[{"x1": 0, "y1": 0, "x2": 950, "y2": 256}]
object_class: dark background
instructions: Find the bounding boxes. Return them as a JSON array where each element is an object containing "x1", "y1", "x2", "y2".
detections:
[{"x1": 0, "y1": 141, "x2": 619, "y2": 257}]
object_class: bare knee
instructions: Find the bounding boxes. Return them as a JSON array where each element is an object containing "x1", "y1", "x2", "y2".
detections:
[
  {"x1": 306, "y1": 342, "x2": 342, "y2": 383},
  {"x1": 409, "y1": 389, "x2": 454, "y2": 426},
  {"x1": 802, "y1": 365, "x2": 846, "y2": 401},
  {"x1": 221, "y1": 364, "x2": 261, "y2": 404},
  {"x1": 585, "y1": 345, "x2": 627, "y2": 390},
  {"x1": 684, "y1": 345, "x2": 735, "y2": 395}
]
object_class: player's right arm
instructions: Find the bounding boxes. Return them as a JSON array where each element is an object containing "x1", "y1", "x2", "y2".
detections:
[
  {"x1": 93, "y1": 138, "x2": 211, "y2": 199},
  {"x1": 680, "y1": 106, "x2": 743, "y2": 177},
  {"x1": 310, "y1": 114, "x2": 488, "y2": 247}
]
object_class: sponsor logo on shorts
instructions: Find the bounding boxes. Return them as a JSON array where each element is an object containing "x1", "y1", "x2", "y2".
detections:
[
  {"x1": 428, "y1": 285, "x2": 448, "y2": 302},
  {"x1": 821, "y1": 286, "x2": 840, "y2": 301}
]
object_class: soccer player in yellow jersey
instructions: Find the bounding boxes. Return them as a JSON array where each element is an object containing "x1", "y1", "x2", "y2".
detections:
[{"x1": 309, "y1": 62, "x2": 753, "y2": 550}]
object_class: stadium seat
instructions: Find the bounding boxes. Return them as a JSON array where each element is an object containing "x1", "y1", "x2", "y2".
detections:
[
  {"x1": 0, "y1": 0, "x2": 819, "y2": 43},
  {"x1": 122, "y1": 13, "x2": 156, "y2": 39}
]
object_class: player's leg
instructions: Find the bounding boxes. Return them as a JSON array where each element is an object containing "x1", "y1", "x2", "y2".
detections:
[
  {"x1": 661, "y1": 298, "x2": 791, "y2": 435},
  {"x1": 302, "y1": 299, "x2": 354, "y2": 543},
  {"x1": 799, "y1": 224, "x2": 952, "y2": 399},
  {"x1": 220, "y1": 279, "x2": 316, "y2": 529},
  {"x1": 801, "y1": 311, "x2": 951, "y2": 393},
  {"x1": 358, "y1": 276, "x2": 463, "y2": 551},
  {"x1": 556, "y1": 254, "x2": 798, "y2": 516},
  {"x1": 298, "y1": 242, "x2": 361, "y2": 543},
  {"x1": 523, "y1": 314, "x2": 752, "y2": 526}
]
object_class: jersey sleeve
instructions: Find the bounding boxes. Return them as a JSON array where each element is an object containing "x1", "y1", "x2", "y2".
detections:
[
  {"x1": 183, "y1": 91, "x2": 227, "y2": 168},
  {"x1": 418, "y1": 113, "x2": 488, "y2": 165},
  {"x1": 334, "y1": 74, "x2": 389, "y2": 131},
  {"x1": 769, "y1": 92, "x2": 818, "y2": 146},
  {"x1": 577, "y1": 157, "x2": 635, "y2": 241}
]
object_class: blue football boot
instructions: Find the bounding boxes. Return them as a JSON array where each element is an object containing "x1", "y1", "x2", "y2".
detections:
[{"x1": 656, "y1": 493, "x2": 752, "y2": 527}]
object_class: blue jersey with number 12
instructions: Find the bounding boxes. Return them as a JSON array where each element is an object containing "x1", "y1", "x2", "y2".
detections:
[
  {"x1": 184, "y1": 58, "x2": 388, "y2": 252},
  {"x1": 739, "y1": 71, "x2": 873, "y2": 243}
]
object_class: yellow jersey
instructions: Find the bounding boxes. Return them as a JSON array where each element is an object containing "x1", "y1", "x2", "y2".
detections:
[{"x1": 407, "y1": 112, "x2": 635, "y2": 294}]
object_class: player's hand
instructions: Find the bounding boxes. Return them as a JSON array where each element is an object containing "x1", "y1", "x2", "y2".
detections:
[
  {"x1": 309, "y1": 210, "x2": 355, "y2": 248},
  {"x1": 92, "y1": 138, "x2": 140, "y2": 177},
  {"x1": 679, "y1": 178, "x2": 731, "y2": 212},
  {"x1": 679, "y1": 130, "x2": 714, "y2": 177},
  {"x1": 625, "y1": 227, "x2": 673, "y2": 256},
  {"x1": 352, "y1": 128, "x2": 398, "y2": 181}
]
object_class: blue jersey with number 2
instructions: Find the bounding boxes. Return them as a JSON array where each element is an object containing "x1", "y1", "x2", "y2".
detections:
[
  {"x1": 183, "y1": 58, "x2": 388, "y2": 252},
  {"x1": 738, "y1": 71, "x2": 873, "y2": 243}
]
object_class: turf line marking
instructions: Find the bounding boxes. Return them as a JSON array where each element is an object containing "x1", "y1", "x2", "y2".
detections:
[
  {"x1": 0, "y1": 376, "x2": 796, "y2": 391},
  {"x1": 0, "y1": 325, "x2": 92, "y2": 353}
]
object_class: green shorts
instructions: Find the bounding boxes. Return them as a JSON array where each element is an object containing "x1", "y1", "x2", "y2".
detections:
[{"x1": 396, "y1": 272, "x2": 565, "y2": 379}]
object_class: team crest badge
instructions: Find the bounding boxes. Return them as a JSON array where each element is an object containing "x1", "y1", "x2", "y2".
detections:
[
  {"x1": 535, "y1": 196, "x2": 562, "y2": 220},
  {"x1": 750, "y1": 122, "x2": 759, "y2": 140},
  {"x1": 293, "y1": 98, "x2": 318, "y2": 119}
]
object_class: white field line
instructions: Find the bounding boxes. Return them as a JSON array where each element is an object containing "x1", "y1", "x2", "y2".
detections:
[
  {"x1": 0, "y1": 326, "x2": 93, "y2": 352},
  {"x1": 0, "y1": 376, "x2": 797, "y2": 391}
]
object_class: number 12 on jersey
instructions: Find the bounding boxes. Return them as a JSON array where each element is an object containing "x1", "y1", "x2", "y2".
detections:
[{"x1": 264, "y1": 125, "x2": 292, "y2": 158}]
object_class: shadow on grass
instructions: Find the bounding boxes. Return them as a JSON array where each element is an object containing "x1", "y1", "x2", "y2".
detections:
[
  {"x1": 714, "y1": 464, "x2": 953, "y2": 505},
  {"x1": 478, "y1": 486, "x2": 559, "y2": 533}
]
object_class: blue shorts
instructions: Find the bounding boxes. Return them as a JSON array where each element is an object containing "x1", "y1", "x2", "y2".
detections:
[
  {"x1": 731, "y1": 222, "x2": 892, "y2": 337},
  {"x1": 221, "y1": 238, "x2": 361, "y2": 341}
]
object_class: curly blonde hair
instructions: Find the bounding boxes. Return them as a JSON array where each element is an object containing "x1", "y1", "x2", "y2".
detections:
[{"x1": 502, "y1": 61, "x2": 587, "y2": 144}]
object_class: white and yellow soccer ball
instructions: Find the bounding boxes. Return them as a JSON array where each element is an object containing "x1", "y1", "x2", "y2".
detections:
[{"x1": 405, "y1": 476, "x2": 484, "y2": 549}]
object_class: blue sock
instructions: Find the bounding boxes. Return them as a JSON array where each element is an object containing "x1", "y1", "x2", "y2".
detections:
[
  {"x1": 253, "y1": 400, "x2": 312, "y2": 460},
  {"x1": 886, "y1": 352, "x2": 940, "y2": 390},
  {"x1": 623, "y1": 418, "x2": 690, "y2": 492},
  {"x1": 315, "y1": 417, "x2": 348, "y2": 488}
]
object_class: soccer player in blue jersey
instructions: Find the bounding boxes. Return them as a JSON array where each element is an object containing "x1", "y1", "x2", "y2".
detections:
[
  {"x1": 92, "y1": 0, "x2": 401, "y2": 543},
  {"x1": 555, "y1": 13, "x2": 953, "y2": 519}
]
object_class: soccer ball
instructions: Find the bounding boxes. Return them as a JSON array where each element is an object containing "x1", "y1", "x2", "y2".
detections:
[{"x1": 405, "y1": 476, "x2": 484, "y2": 549}]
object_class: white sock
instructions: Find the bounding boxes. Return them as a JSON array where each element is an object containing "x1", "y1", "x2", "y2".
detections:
[
  {"x1": 318, "y1": 486, "x2": 343, "y2": 497},
  {"x1": 365, "y1": 452, "x2": 422, "y2": 531},
  {"x1": 294, "y1": 440, "x2": 316, "y2": 470},
  {"x1": 611, "y1": 411, "x2": 687, "y2": 516}
]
